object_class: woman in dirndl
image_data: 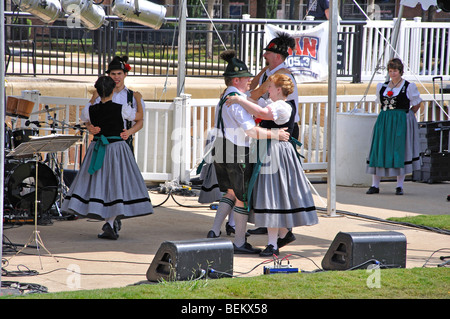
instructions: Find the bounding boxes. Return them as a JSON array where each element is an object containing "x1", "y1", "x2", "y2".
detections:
[
  {"x1": 226, "y1": 73, "x2": 318, "y2": 257},
  {"x1": 366, "y1": 58, "x2": 422, "y2": 195},
  {"x1": 62, "y1": 76, "x2": 153, "y2": 240}
]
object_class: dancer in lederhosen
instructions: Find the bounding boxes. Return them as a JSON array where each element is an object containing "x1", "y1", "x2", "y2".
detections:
[
  {"x1": 62, "y1": 76, "x2": 153, "y2": 239},
  {"x1": 366, "y1": 58, "x2": 422, "y2": 195},
  {"x1": 208, "y1": 50, "x2": 290, "y2": 254},
  {"x1": 226, "y1": 74, "x2": 318, "y2": 257}
]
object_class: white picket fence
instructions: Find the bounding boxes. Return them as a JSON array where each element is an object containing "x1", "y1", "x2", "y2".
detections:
[
  {"x1": 361, "y1": 18, "x2": 450, "y2": 82},
  {"x1": 11, "y1": 89, "x2": 449, "y2": 184}
]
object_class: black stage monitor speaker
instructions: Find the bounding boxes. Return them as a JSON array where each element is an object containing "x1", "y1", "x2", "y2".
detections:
[
  {"x1": 146, "y1": 238, "x2": 234, "y2": 282},
  {"x1": 321, "y1": 231, "x2": 406, "y2": 270}
]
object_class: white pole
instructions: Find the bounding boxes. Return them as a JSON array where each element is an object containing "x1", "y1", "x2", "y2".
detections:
[
  {"x1": 0, "y1": 0, "x2": 6, "y2": 289},
  {"x1": 177, "y1": 0, "x2": 187, "y2": 96},
  {"x1": 327, "y1": 0, "x2": 338, "y2": 217}
]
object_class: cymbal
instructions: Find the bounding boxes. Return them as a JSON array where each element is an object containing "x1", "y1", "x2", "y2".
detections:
[{"x1": 31, "y1": 106, "x2": 66, "y2": 115}]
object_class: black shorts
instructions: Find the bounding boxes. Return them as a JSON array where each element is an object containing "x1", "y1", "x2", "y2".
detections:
[
  {"x1": 214, "y1": 162, "x2": 253, "y2": 203},
  {"x1": 212, "y1": 138, "x2": 253, "y2": 203}
]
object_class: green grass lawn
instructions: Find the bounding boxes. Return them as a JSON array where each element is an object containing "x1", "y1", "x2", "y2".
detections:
[
  {"x1": 6, "y1": 267, "x2": 449, "y2": 300},
  {"x1": 387, "y1": 214, "x2": 450, "y2": 230}
]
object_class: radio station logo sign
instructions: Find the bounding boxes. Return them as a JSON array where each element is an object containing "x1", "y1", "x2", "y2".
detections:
[{"x1": 265, "y1": 23, "x2": 329, "y2": 82}]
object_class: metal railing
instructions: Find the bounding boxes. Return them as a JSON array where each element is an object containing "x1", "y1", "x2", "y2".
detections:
[
  {"x1": 9, "y1": 90, "x2": 450, "y2": 183},
  {"x1": 5, "y1": 12, "x2": 449, "y2": 82}
]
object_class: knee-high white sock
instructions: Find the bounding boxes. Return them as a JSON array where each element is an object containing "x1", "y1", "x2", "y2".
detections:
[
  {"x1": 372, "y1": 175, "x2": 382, "y2": 188},
  {"x1": 397, "y1": 174, "x2": 405, "y2": 188},
  {"x1": 233, "y1": 206, "x2": 248, "y2": 248},
  {"x1": 267, "y1": 228, "x2": 278, "y2": 249},
  {"x1": 211, "y1": 197, "x2": 234, "y2": 236}
]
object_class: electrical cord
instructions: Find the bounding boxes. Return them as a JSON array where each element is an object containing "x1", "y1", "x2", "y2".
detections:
[
  {"x1": 149, "y1": 184, "x2": 215, "y2": 209},
  {"x1": 422, "y1": 248, "x2": 450, "y2": 268},
  {"x1": 2, "y1": 255, "x2": 148, "y2": 278},
  {"x1": 1, "y1": 281, "x2": 48, "y2": 294},
  {"x1": 2, "y1": 258, "x2": 39, "y2": 277}
]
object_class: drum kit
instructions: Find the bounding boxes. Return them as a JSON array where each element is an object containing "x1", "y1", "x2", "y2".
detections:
[{"x1": 4, "y1": 96, "x2": 85, "y2": 224}]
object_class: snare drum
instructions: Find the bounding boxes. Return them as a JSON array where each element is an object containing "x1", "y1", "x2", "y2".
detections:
[{"x1": 12, "y1": 128, "x2": 38, "y2": 148}]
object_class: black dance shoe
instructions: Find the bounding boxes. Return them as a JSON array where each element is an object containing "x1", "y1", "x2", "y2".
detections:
[
  {"x1": 207, "y1": 230, "x2": 221, "y2": 238},
  {"x1": 114, "y1": 219, "x2": 122, "y2": 233},
  {"x1": 247, "y1": 227, "x2": 267, "y2": 235},
  {"x1": 98, "y1": 223, "x2": 118, "y2": 240},
  {"x1": 226, "y1": 222, "x2": 235, "y2": 236},
  {"x1": 233, "y1": 242, "x2": 261, "y2": 254},
  {"x1": 395, "y1": 187, "x2": 404, "y2": 195},
  {"x1": 366, "y1": 186, "x2": 379, "y2": 194},
  {"x1": 226, "y1": 222, "x2": 250, "y2": 237},
  {"x1": 277, "y1": 231, "x2": 296, "y2": 248},
  {"x1": 259, "y1": 244, "x2": 279, "y2": 257}
]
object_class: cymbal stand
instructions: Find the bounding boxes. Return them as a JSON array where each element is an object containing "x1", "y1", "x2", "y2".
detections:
[{"x1": 11, "y1": 154, "x2": 58, "y2": 269}]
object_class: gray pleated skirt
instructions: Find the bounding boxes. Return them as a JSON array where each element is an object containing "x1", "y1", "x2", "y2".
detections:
[
  {"x1": 61, "y1": 140, "x2": 153, "y2": 220},
  {"x1": 248, "y1": 140, "x2": 318, "y2": 228},
  {"x1": 366, "y1": 110, "x2": 421, "y2": 177}
]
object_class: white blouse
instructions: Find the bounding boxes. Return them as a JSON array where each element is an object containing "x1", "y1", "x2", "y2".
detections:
[
  {"x1": 81, "y1": 101, "x2": 136, "y2": 124},
  {"x1": 375, "y1": 80, "x2": 422, "y2": 107},
  {"x1": 268, "y1": 100, "x2": 292, "y2": 125}
]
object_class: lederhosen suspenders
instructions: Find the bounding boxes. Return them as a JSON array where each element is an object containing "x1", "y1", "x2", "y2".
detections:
[
  {"x1": 212, "y1": 91, "x2": 239, "y2": 161},
  {"x1": 216, "y1": 92, "x2": 238, "y2": 134}
]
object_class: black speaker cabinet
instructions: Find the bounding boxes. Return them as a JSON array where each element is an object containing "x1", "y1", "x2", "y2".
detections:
[
  {"x1": 146, "y1": 238, "x2": 234, "y2": 282},
  {"x1": 321, "y1": 231, "x2": 407, "y2": 270}
]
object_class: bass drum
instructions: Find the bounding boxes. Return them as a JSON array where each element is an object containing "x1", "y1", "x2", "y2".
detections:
[{"x1": 4, "y1": 160, "x2": 58, "y2": 212}]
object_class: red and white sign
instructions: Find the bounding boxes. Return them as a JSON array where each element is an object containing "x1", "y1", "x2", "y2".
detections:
[{"x1": 265, "y1": 23, "x2": 329, "y2": 83}]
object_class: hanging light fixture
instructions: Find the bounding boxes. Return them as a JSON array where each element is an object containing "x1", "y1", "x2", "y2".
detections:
[
  {"x1": 12, "y1": 0, "x2": 62, "y2": 23},
  {"x1": 111, "y1": 0, "x2": 166, "y2": 30},
  {"x1": 437, "y1": 0, "x2": 450, "y2": 12},
  {"x1": 61, "y1": 0, "x2": 106, "y2": 30}
]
